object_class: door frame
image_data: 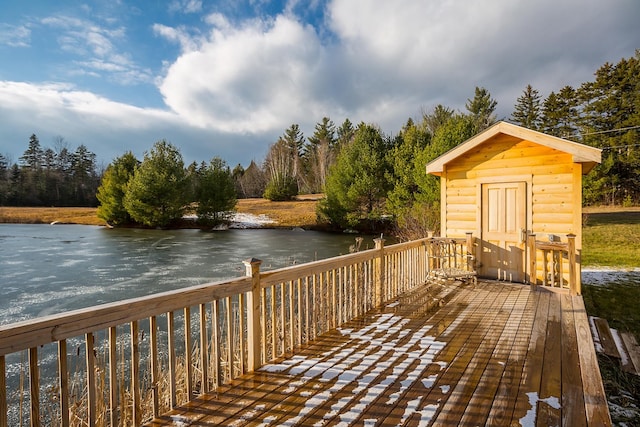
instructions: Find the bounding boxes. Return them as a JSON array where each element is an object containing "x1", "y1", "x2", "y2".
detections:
[{"x1": 475, "y1": 175, "x2": 533, "y2": 282}]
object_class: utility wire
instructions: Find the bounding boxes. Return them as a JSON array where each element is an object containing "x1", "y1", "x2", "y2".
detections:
[{"x1": 573, "y1": 124, "x2": 640, "y2": 137}]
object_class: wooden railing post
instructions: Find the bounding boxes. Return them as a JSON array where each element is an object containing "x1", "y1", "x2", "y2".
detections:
[
  {"x1": 244, "y1": 258, "x2": 263, "y2": 371},
  {"x1": 528, "y1": 233, "x2": 537, "y2": 289},
  {"x1": 374, "y1": 238, "x2": 385, "y2": 306},
  {"x1": 567, "y1": 234, "x2": 578, "y2": 295},
  {"x1": 465, "y1": 232, "x2": 474, "y2": 270}
]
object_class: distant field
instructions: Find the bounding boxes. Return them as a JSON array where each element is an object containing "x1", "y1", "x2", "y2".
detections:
[
  {"x1": 0, "y1": 196, "x2": 322, "y2": 229},
  {"x1": 0, "y1": 207, "x2": 106, "y2": 226},
  {"x1": 582, "y1": 206, "x2": 640, "y2": 268}
]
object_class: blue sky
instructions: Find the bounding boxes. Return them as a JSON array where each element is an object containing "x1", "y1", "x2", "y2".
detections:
[{"x1": 0, "y1": 0, "x2": 638, "y2": 168}]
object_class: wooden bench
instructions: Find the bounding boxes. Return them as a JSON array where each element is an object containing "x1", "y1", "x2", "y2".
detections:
[{"x1": 427, "y1": 237, "x2": 477, "y2": 285}]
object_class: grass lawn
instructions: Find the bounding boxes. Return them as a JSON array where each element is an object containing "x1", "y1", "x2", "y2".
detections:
[
  {"x1": 581, "y1": 207, "x2": 640, "y2": 340},
  {"x1": 582, "y1": 207, "x2": 640, "y2": 268},
  {"x1": 581, "y1": 207, "x2": 640, "y2": 424}
]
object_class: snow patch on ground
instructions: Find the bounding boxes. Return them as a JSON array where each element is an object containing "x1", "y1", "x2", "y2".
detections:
[
  {"x1": 229, "y1": 213, "x2": 276, "y2": 228},
  {"x1": 581, "y1": 268, "x2": 640, "y2": 286},
  {"x1": 183, "y1": 212, "x2": 276, "y2": 228}
]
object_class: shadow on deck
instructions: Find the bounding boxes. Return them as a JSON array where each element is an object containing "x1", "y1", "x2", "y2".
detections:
[{"x1": 147, "y1": 280, "x2": 611, "y2": 426}]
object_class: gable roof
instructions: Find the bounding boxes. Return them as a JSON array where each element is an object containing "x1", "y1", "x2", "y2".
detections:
[{"x1": 426, "y1": 121, "x2": 602, "y2": 176}]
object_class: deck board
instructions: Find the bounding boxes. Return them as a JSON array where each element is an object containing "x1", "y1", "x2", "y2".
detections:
[{"x1": 146, "y1": 280, "x2": 611, "y2": 427}]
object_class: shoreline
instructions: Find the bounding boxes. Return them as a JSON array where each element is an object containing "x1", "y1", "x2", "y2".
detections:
[{"x1": 0, "y1": 197, "x2": 323, "y2": 229}]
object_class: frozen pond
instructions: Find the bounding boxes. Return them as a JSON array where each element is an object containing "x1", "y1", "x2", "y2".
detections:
[{"x1": 0, "y1": 224, "x2": 373, "y2": 326}]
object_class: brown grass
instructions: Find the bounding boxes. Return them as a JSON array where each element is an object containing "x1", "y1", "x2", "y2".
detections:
[
  {"x1": 236, "y1": 196, "x2": 320, "y2": 228},
  {"x1": 0, "y1": 207, "x2": 107, "y2": 226},
  {"x1": 0, "y1": 195, "x2": 322, "y2": 228}
]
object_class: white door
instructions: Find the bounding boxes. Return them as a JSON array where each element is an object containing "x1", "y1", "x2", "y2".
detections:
[{"x1": 480, "y1": 182, "x2": 526, "y2": 282}]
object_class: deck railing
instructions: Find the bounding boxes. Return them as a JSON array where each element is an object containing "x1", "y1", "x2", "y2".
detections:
[
  {"x1": 527, "y1": 233, "x2": 579, "y2": 295},
  {"x1": 0, "y1": 236, "x2": 474, "y2": 427}
]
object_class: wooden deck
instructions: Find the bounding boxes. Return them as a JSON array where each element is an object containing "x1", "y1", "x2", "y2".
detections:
[{"x1": 146, "y1": 280, "x2": 611, "y2": 426}]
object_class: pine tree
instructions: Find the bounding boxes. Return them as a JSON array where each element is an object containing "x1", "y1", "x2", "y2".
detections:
[
  {"x1": 511, "y1": 84, "x2": 542, "y2": 130},
  {"x1": 96, "y1": 152, "x2": 138, "y2": 225},
  {"x1": 20, "y1": 134, "x2": 43, "y2": 169},
  {"x1": 123, "y1": 140, "x2": 189, "y2": 227},
  {"x1": 194, "y1": 157, "x2": 237, "y2": 226},
  {"x1": 465, "y1": 87, "x2": 497, "y2": 132},
  {"x1": 318, "y1": 123, "x2": 391, "y2": 229}
]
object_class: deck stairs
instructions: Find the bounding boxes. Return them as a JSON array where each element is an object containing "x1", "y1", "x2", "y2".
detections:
[{"x1": 589, "y1": 316, "x2": 640, "y2": 376}]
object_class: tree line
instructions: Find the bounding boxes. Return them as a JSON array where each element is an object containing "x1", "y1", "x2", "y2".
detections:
[
  {"x1": 1, "y1": 51, "x2": 638, "y2": 231},
  {"x1": 0, "y1": 134, "x2": 100, "y2": 206}
]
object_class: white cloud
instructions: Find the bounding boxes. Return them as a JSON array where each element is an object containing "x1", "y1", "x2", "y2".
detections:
[
  {"x1": 39, "y1": 14, "x2": 153, "y2": 85},
  {"x1": 0, "y1": 24, "x2": 31, "y2": 47},
  {"x1": 169, "y1": 0, "x2": 203, "y2": 14},
  {"x1": 156, "y1": 0, "x2": 640, "y2": 139},
  {"x1": 0, "y1": 80, "x2": 267, "y2": 165},
  {"x1": 152, "y1": 23, "x2": 202, "y2": 52},
  {"x1": 159, "y1": 14, "x2": 327, "y2": 133},
  {"x1": 1, "y1": 0, "x2": 639, "y2": 168}
]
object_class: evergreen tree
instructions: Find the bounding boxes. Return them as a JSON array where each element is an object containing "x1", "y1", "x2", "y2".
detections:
[
  {"x1": 579, "y1": 51, "x2": 640, "y2": 204},
  {"x1": 194, "y1": 157, "x2": 237, "y2": 226},
  {"x1": 386, "y1": 118, "x2": 432, "y2": 218},
  {"x1": 96, "y1": 152, "x2": 138, "y2": 225},
  {"x1": 336, "y1": 118, "x2": 355, "y2": 147},
  {"x1": 318, "y1": 123, "x2": 391, "y2": 229},
  {"x1": 70, "y1": 144, "x2": 98, "y2": 205},
  {"x1": 423, "y1": 104, "x2": 455, "y2": 135},
  {"x1": 20, "y1": 134, "x2": 43, "y2": 169},
  {"x1": 123, "y1": 140, "x2": 189, "y2": 227},
  {"x1": 466, "y1": 87, "x2": 497, "y2": 132},
  {"x1": 511, "y1": 84, "x2": 542, "y2": 130},
  {"x1": 304, "y1": 117, "x2": 337, "y2": 193},
  {"x1": 0, "y1": 154, "x2": 8, "y2": 205}
]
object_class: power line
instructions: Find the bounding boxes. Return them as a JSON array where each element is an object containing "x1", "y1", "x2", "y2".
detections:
[
  {"x1": 601, "y1": 143, "x2": 640, "y2": 151},
  {"x1": 573, "y1": 124, "x2": 640, "y2": 138}
]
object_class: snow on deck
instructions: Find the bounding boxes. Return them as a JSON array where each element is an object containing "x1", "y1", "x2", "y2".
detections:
[{"x1": 147, "y1": 280, "x2": 611, "y2": 426}]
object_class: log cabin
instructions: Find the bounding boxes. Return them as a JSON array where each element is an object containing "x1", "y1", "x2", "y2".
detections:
[{"x1": 426, "y1": 121, "x2": 602, "y2": 294}]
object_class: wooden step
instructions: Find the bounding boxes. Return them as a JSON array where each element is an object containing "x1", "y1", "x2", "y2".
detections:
[{"x1": 589, "y1": 316, "x2": 640, "y2": 376}]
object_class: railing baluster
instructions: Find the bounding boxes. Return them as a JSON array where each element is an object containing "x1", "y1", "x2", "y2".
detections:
[
  {"x1": 183, "y1": 307, "x2": 193, "y2": 400},
  {"x1": 29, "y1": 346, "x2": 40, "y2": 427},
  {"x1": 212, "y1": 300, "x2": 221, "y2": 387},
  {"x1": 85, "y1": 333, "x2": 95, "y2": 426},
  {"x1": 270, "y1": 285, "x2": 276, "y2": 360},
  {"x1": 288, "y1": 281, "x2": 294, "y2": 353},
  {"x1": 0, "y1": 355, "x2": 5, "y2": 427},
  {"x1": 279, "y1": 283, "x2": 285, "y2": 356},
  {"x1": 130, "y1": 320, "x2": 141, "y2": 426},
  {"x1": 238, "y1": 294, "x2": 245, "y2": 375},
  {"x1": 167, "y1": 311, "x2": 177, "y2": 409},
  {"x1": 149, "y1": 317, "x2": 159, "y2": 418},
  {"x1": 225, "y1": 297, "x2": 233, "y2": 381},
  {"x1": 260, "y1": 288, "x2": 267, "y2": 365},
  {"x1": 331, "y1": 270, "x2": 337, "y2": 329},
  {"x1": 58, "y1": 339, "x2": 69, "y2": 427},
  {"x1": 297, "y1": 278, "x2": 303, "y2": 347},
  {"x1": 199, "y1": 304, "x2": 208, "y2": 391},
  {"x1": 304, "y1": 276, "x2": 310, "y2": 342}
]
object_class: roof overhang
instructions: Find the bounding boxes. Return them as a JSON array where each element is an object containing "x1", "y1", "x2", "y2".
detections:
[{"x1": 426, "y1": 121, "x2": 602, "y2": 176}]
